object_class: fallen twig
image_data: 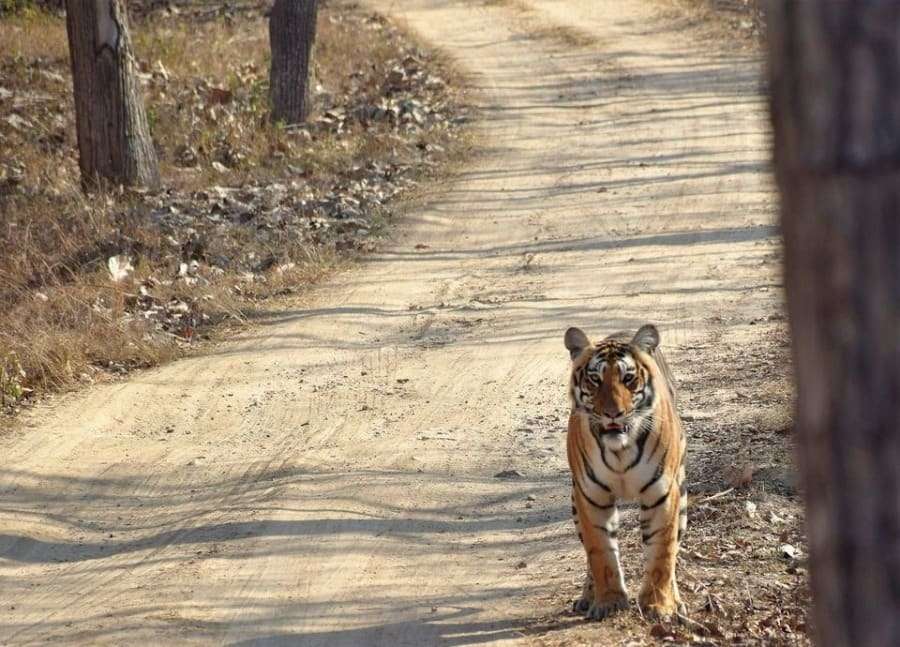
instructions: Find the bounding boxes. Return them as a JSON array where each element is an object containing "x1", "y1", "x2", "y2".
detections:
[{"x1": 698, "y1": 487, "x2": 735, "y2": 503}]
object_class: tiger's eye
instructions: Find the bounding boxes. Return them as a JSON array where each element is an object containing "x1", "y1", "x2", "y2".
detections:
[{"x1": 622, "y1": 373, "x2": 635, "y2": 386}]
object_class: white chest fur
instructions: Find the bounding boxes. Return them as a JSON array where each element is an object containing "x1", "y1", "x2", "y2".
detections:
[{"x1": 578, "y1": 415, "x2": 669, "y2": 502}]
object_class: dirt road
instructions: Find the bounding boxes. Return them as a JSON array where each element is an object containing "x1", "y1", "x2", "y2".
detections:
[{"x1": 0, "y1": 1, "x2": 788, "y2": 644}]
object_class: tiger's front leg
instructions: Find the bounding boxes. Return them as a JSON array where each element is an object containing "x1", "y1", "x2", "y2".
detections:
[
  {"x1": 571, "y1": 486, "x2": 629, "y2": 620},
  {"x1": 637, "y1": 482, "x2": 687, "y2": 620}
]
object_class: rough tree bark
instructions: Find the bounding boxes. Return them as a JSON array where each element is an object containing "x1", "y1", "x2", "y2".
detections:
[
  {"x1": 768, "y1": 3, "x2": 900, "y2": 646},
  {"x1": 65, "y1": 0, "x2": 159, "y2": 189},
  {"x1": 269, "y1": 0, "x2": 319, "y2": 124}
]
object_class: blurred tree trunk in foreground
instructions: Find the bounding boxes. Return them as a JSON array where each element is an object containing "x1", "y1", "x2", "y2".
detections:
[
  {"x1": 65, "y1": 0, "x2": 159, "y2": 189},
  {"x1": 768, "y1": 3, "x2": 900, "y2": 646},
  {"x1": 269, "y1": 0, "x2": 318, "y2": 124}
]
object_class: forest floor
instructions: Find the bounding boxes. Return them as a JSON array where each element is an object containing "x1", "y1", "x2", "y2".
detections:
[
  {"x1": 0, "y1": 0, "x2": 469, "y2": 409},
  {"x1": 0, "y1": 0, "x2": 808, "y2": 645}
]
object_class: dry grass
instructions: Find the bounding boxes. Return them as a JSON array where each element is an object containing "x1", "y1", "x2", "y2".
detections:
[
  {"x1": 0, "y1": 2, "x2": 467, "y2": 410},
  {"x1": 0, "y1": 8, "x2": 68, "y2": 59},
  {"x1": 655, "y1": 0, "x2": 764, "y2": 47}
]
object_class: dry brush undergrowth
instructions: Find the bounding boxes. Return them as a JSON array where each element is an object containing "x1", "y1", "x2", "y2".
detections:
[
  {"x1": 659, "y1": 0, "x2": 765, "y2": 46},
  {"x1": 0, "y1": 0, "x2": 469, "y2": 413}
]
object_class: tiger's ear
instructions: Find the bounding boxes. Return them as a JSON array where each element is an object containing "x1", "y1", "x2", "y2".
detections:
[
  {"x1": 564, "y1": 327, "x2": 590, "y2": 360},
  {"x1": 631, "y1": 324, "x2": 660, "y2": 353}
]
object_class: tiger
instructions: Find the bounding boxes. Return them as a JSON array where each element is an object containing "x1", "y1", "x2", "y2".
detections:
[{"x1": 564, "y1": 323, "x2": 687, "y2": 621}]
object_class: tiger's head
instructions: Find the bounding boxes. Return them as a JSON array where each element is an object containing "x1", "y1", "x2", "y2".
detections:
[{"x1": 565, "y1": 324, "x2": 665, "y2": 451}]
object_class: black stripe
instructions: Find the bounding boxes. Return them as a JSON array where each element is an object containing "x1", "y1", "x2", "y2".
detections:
[
  {"x1": 571, "y1": 505, "x2": 577, "y2": 515},
  {"x1": 596, "y1": 525, "x2": 618, "y2": 539},
  {"x1": 636, "y1": 380, "x2": 655, "y2": 412},
  {"x1": 641, "y1": 489, "x2": 669, "y2": 511},
  {"x1": 600, "y1": 446, "x2": 620, "y2": 474},
  {"x1": 579, "y1": 447, "x2": 612, "y2": 492},
  {"x1": 646, "y1": 431, "x2": 662, "y2": 463},
  {"x1": 639, "y1": 451, "x2": 668, "y2": 494},
  {"x1": 574, "y1": 478, "x2": 615, "y2": 510},
  {"x1": 625, "y1": 416, "x2": 654, "y2": 471},
  {"x1": 642, "y1": 527, "x2": 664, "y2": 544}
]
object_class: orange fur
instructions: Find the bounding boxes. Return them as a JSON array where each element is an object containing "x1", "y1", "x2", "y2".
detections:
[{"x1": 565, "y1": 325, "x2": 687, "y2": 621}]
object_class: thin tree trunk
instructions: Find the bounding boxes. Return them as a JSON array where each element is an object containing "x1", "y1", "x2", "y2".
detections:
[
  {"x1": 768, "y1": 3, "x2": 900, "y2": 646},
  {"x1": 269, "y1": 0, "x2": 318, "y2": 124},
  {"x1": 65, "y1": 0, "x2": 159, "y2": 189}
]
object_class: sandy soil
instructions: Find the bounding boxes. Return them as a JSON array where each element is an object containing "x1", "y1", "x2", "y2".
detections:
[{"x1": 0, "y1": 1, "x2": 803, "y2": 644}]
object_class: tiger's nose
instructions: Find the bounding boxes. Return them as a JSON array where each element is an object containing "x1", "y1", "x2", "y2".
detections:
[{"x1": 604, "y1": 408, "x2": 625, "y2": 419}]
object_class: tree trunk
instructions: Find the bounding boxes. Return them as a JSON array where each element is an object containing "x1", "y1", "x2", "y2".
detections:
[
  {"x1": 768, "y1": 3, "x2": 900, "y2": 646},
  {"x1": 269, "y1": 0, "x2": 318, "y2": 124},
  {"x1": 65, "y1": 0, "x2": 159, "y2": 189}
]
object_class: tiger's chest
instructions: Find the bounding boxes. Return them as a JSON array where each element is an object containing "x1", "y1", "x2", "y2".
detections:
[{"x1": 578, "y1": 418, "x2": 663, "y2": 501}]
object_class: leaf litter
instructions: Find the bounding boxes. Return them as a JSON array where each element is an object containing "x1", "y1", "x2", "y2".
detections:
[{"x1": 0, "y1": 0, "x2": 470, "y2": 411}]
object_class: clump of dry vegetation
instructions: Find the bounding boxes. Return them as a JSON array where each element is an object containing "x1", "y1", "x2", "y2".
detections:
[
  {"x1": 0, "y1": 0, "x2": 469, "y2": 412},
  {"x1": 660, "y1": 0, "x2": 765, "y2": 45}
]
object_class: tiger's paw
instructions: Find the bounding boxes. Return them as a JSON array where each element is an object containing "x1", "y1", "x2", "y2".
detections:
[
  {"x1": 638, "y1": 592, "x2": 679, "y2": 623},
  {"x1": 584, "y1": 592, "x2": 629, "y2": 620},
  {"x1": 640, "y1": 603, "x2": 676, "y2": 623},
  {"x1": 572, "y1": 574, "x2": 595, "y2": 613},
  {"x1": 572, "y1": 595, "x2": 590, "y2": 614}
]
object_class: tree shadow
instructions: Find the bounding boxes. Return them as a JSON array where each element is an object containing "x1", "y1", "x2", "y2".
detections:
[{"x1": 225, "y1": 612, "x2": 580, "y2": 647}]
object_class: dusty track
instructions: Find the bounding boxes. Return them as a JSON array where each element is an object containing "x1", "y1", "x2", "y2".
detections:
[{"x1": 0, "y1": 1, "x2": 784, "y2": 644}]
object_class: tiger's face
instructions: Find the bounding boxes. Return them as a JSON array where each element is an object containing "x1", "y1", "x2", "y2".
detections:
[{"x1": 565, "y1": 325, "x2": 660, "y2": 451}]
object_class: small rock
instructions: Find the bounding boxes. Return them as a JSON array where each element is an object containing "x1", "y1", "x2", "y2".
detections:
[
  {"x1": 515, "y1": 561, "x2": 527, "y2": 569},
  {"x1": 494, "y1": 469, "x2": 523, "y2": 479},
  {"x1": 744, "y1": 501, "x2": 757, "y2": 519},
  {"x1": 4, "y1": 114, "x2": 32, "y2": 131},
  {"x1": 780, "y1": 543, "x2": 800, "y2": 560},
  {"x1": 107, "y1": 255, "x2": 134, "y2": 282}
]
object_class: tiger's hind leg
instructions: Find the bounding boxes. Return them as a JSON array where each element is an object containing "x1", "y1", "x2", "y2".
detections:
[{"x1": 571, "y1": 487, "x2": 629, "y2": 620}]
